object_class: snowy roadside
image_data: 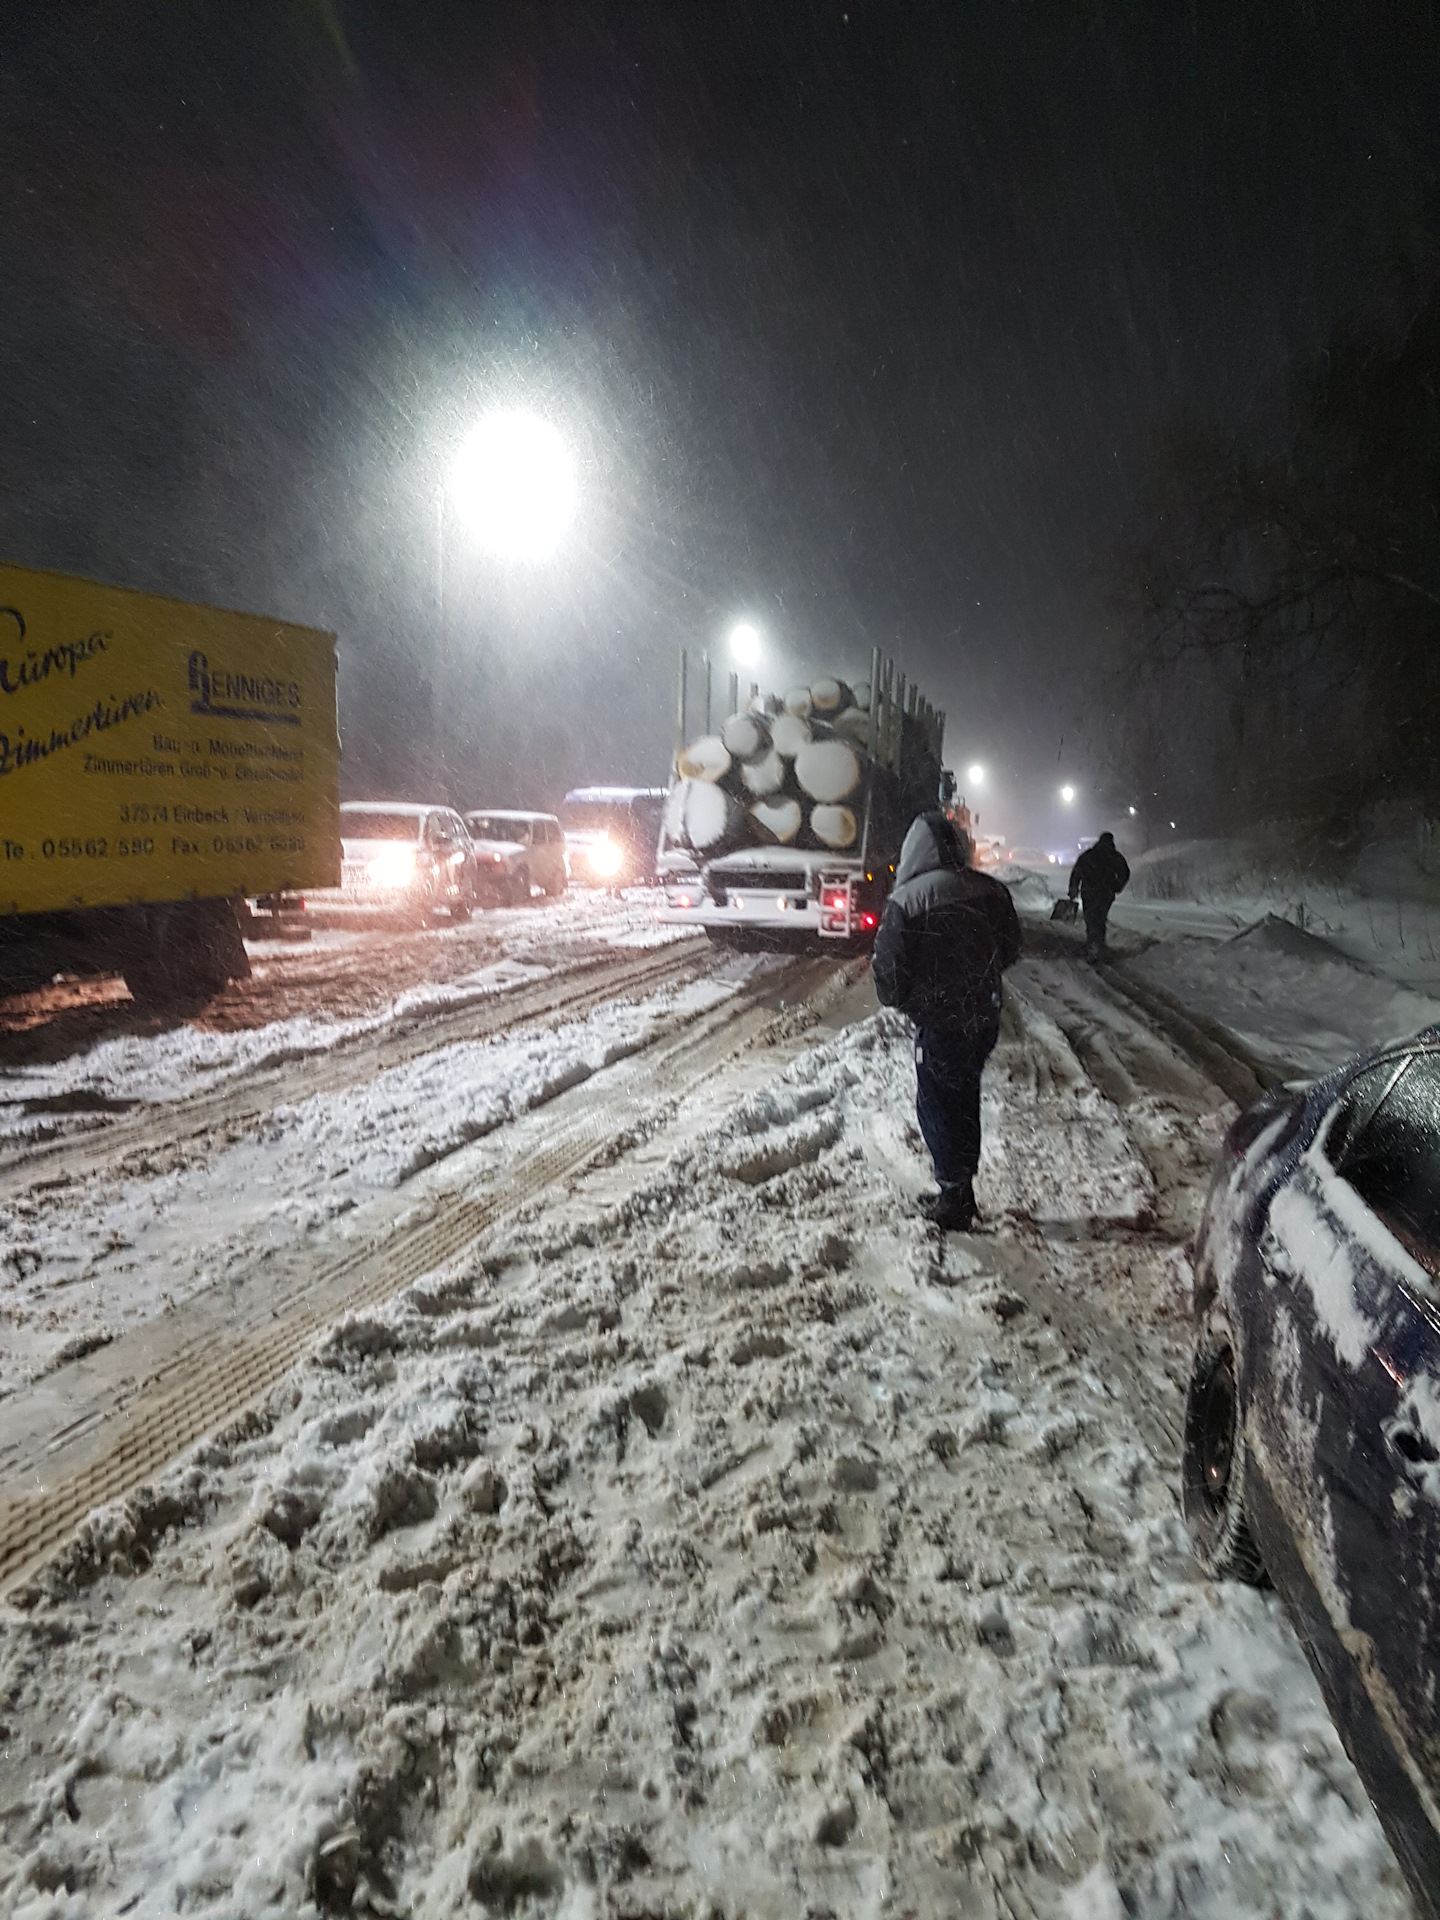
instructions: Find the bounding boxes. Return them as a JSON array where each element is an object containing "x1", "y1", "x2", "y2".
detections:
[
  {"x1": 1115, "y1": 832, "x2": 1440, "y2": 995},
  {"x1": 1120, "y1": 917, "x2": 1440, "y2": 1083},
  {"x1": 1002, "y1": 851, "x2": 1440, "y2": 1083},
  {"x1": 0, "y1": 994, "x2": 1409, "y2": 1918}
]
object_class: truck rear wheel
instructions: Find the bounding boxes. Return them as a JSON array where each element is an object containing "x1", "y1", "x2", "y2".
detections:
[{"x1": 121, "y1": 899, "x2": 250, "y2": 1009}]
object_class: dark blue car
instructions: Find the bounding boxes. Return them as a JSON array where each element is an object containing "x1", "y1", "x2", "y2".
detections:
[{"x1": 1186, "y1": 1026, "x2": 1440, "y2": 1918}]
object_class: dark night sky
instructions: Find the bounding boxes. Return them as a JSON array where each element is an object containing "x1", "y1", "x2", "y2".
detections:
[{"x1": 2, "y1": 1, "x2": 1437, "y2": 840}]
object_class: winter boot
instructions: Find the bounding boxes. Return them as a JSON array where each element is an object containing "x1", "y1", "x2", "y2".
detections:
[{"x1": 919, "y1": 1179, "x2": 978, "y2": 1232}]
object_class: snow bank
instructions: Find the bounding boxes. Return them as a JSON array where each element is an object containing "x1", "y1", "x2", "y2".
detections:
[
  {"x1": 1121, "y1": 829, "x2": 1440, "y2": 995},
  {"x1": 1124, "y1": 923, "x2": 1440, "y2": 1082}
]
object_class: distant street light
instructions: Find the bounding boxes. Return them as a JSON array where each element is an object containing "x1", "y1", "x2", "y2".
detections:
[
  {"x1": 729, "y1": 622, "x2": 761, "y2": 667},
  {"x1": 1127, "y1": 805, "x2": 1137, "y2": 816},
  {"x1": 966, "y1": 763, "x2": 986, "y2": 787},
  {"x1": 447, "y1": 410, "x2": 577, "y2": 560},
  {"x1": 1059, "y1": 783, "x2": 1076, "y2": 805}
]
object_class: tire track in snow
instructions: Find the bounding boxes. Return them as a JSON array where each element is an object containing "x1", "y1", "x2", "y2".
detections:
[
  {"x1": 0, "y1": 939, "x2": 711, "y2": 1201},
  {"x1": 0, "y1": 955, "x2": 857, "y2": 1598}
]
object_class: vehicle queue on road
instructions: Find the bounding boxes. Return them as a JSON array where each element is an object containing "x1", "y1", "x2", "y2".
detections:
[{"x1": 299, "y1": 786, "x2": 667, "y2": 927}]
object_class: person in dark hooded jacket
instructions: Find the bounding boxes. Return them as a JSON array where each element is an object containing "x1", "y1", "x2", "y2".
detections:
[
  {"x1": 1067, "y1": 831, "x2": 1130, "y2": 960},
  {"x1": 872, "y1": 811, "x2": 1022, "y2": 1231}
]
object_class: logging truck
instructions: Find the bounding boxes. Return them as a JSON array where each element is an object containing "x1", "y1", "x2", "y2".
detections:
[
  {"x1": 0, "y1": 563, "x2": 340, "y2": 1006},
  {"x1": 657, "y1": 649, "x2": 946, "y2": 946}
]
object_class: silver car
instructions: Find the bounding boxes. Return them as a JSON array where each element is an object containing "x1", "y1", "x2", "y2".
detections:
[
  {"x1": 311, "y1": 802, "x2": 476, "y2": 924},
  {"x1": 464, "y1": 811, "x2": 568, "y2": 907}
]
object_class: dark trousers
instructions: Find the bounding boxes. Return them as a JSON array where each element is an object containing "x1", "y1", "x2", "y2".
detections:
[
  {"x1": 914, "y1": 1025, "x2": 998, "y2": 1189},
  {"x1": 1082, "y1": 893, "x2": 1113, "y2": 958}
]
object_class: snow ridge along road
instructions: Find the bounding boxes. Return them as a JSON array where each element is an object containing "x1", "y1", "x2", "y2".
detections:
[
  {"x1": 0, "y1": 952, "x2": 857, "y2": 1599},
  {"x1": 0, "y1": 938, "x2": 712, "y2": 1201}
]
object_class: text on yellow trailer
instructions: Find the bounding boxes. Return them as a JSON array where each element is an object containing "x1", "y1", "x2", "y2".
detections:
[{"x1": 0, "y1": 563, "x2": 340, "y2": 916}]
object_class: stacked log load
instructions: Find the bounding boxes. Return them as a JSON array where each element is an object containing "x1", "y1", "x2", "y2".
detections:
[{"x1": 666, "y1": 674, "x2": 887, "y2": 856}]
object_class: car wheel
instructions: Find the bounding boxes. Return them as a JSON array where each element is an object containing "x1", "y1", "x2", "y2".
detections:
[
  {"x1": 507, "y1": 870, "x2": 529, "y2": 907},
  {"x1": 1181, "y1": 1316, "x2": 1267, "y2": 1583}
]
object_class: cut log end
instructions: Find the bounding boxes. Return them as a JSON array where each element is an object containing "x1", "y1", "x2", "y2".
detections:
[
  {"x1": 667, "y1": 778, "x2": 746, "y2": 852},
  {"x1": 810, "y1": 803, "x2": 858, "y2": 849},
  {"x1": 750, "y1": 797, "x2": 802, "y2": 843},
  {"x1": 769, "y1": 711, "x2": 812, "y2": 759},
  {"x1": 676, "y1": 735, "x2": 732, "y2": 784},
  {"x1": 740, "y1": 746, "x2": 786, "y2": 797},
  {"x1": 795, "y1": 737, "x2": 863, "y2": 804},
  {"x1": 809, "y1": 676, "x2": 854, "y2": 715},
  {"x1": 720, "y1": 711, "x2": 770, "y2": 760}
]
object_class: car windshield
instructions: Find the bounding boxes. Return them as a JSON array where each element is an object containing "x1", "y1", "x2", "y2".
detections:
[
  {"x1": 468, "y1": 816, "x2": 525, "y2": 841},
  {"x1": 560, "y1": 803, "x2": 624, "y2": 832},
  {"x1": 341, "y1": 810, "x2": 421, "y2": 841}
]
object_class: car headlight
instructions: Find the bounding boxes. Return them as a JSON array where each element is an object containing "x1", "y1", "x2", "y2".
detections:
[
  {"x1": 367, "y1": 847, "x2": 418, "y2": 888},
  {"x1": 589, "y1": 838, "x2": 624, "y2": 878}
]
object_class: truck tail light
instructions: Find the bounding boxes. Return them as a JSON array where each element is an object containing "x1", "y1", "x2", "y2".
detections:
[{"x1": 859, "y1": 912, "x2": 877, "y2": 931}]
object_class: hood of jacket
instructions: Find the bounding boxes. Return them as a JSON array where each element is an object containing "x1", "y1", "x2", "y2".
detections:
[{"x1": 894, "y1": 811, "x2": 964, "y2": 888}]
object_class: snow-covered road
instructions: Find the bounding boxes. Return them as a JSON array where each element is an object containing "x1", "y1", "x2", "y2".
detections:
[{"x1": 0, "y1": 898, "x2": 1414, "y2": 1917}]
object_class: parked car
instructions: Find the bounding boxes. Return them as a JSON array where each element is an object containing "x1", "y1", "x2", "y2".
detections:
[
  {"x1": 463, "y1": 811, "x2": 567, "y2": 906},
  {"x1": 560, "y1": 786, "x2": 667, "y2": 886},
  {"x1": 1185, "y1": 1027, "x2": 1440, "y2": 1918},
  {"x1": 308, "y1": 802, "x2": 476, "y2": 924}
]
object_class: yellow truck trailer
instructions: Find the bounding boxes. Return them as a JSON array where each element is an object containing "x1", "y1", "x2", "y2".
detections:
[{"x1": 0, "y1": 563, "x2": 340, "y2": 1004}]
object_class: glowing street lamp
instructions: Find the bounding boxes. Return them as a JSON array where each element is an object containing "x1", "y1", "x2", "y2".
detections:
[
  {"x1": 729, "y1": 621, "x2": 761, "y2": 668},
  {"x1": 433, "y1": 409, "x2": 577, "y2": 800},
  {"x1": 966, "y1": 763, "x2": 986, "y2": 787},
  {"x1": 447, "y1": 410, "x2": 577, "y2": 560},
  {"x1": 1059, "y1": 783, "x2": 1076, "y2": 805}
]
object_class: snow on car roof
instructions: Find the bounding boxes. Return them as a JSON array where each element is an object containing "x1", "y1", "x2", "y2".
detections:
[
  {"x1": 466, "y1": 809, "x2": 557, "y2": 821},
  {"x1": 340, "y1": 800, "x2": 433, "y2": 816},
  {"x1": 562, "y1": 786, "x2": 667, "y2": 802}
]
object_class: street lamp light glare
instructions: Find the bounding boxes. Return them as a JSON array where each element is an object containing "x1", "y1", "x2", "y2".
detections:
[
  {"x1": 730, "y1": 622, "x2": 761, "y2": 667},
  {"x1": 447, "y1": 410, "x2": 576, "y2": 560},
  {"x1": 1127, "y1": 806, "x2": 1137, "y2": 816},
  {"x1": 966, "y1": 763, "x2": 986, "y2": 786},
  {"x1": 1059, "y1": 783, "x2": 1076, "y2": 805}
]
